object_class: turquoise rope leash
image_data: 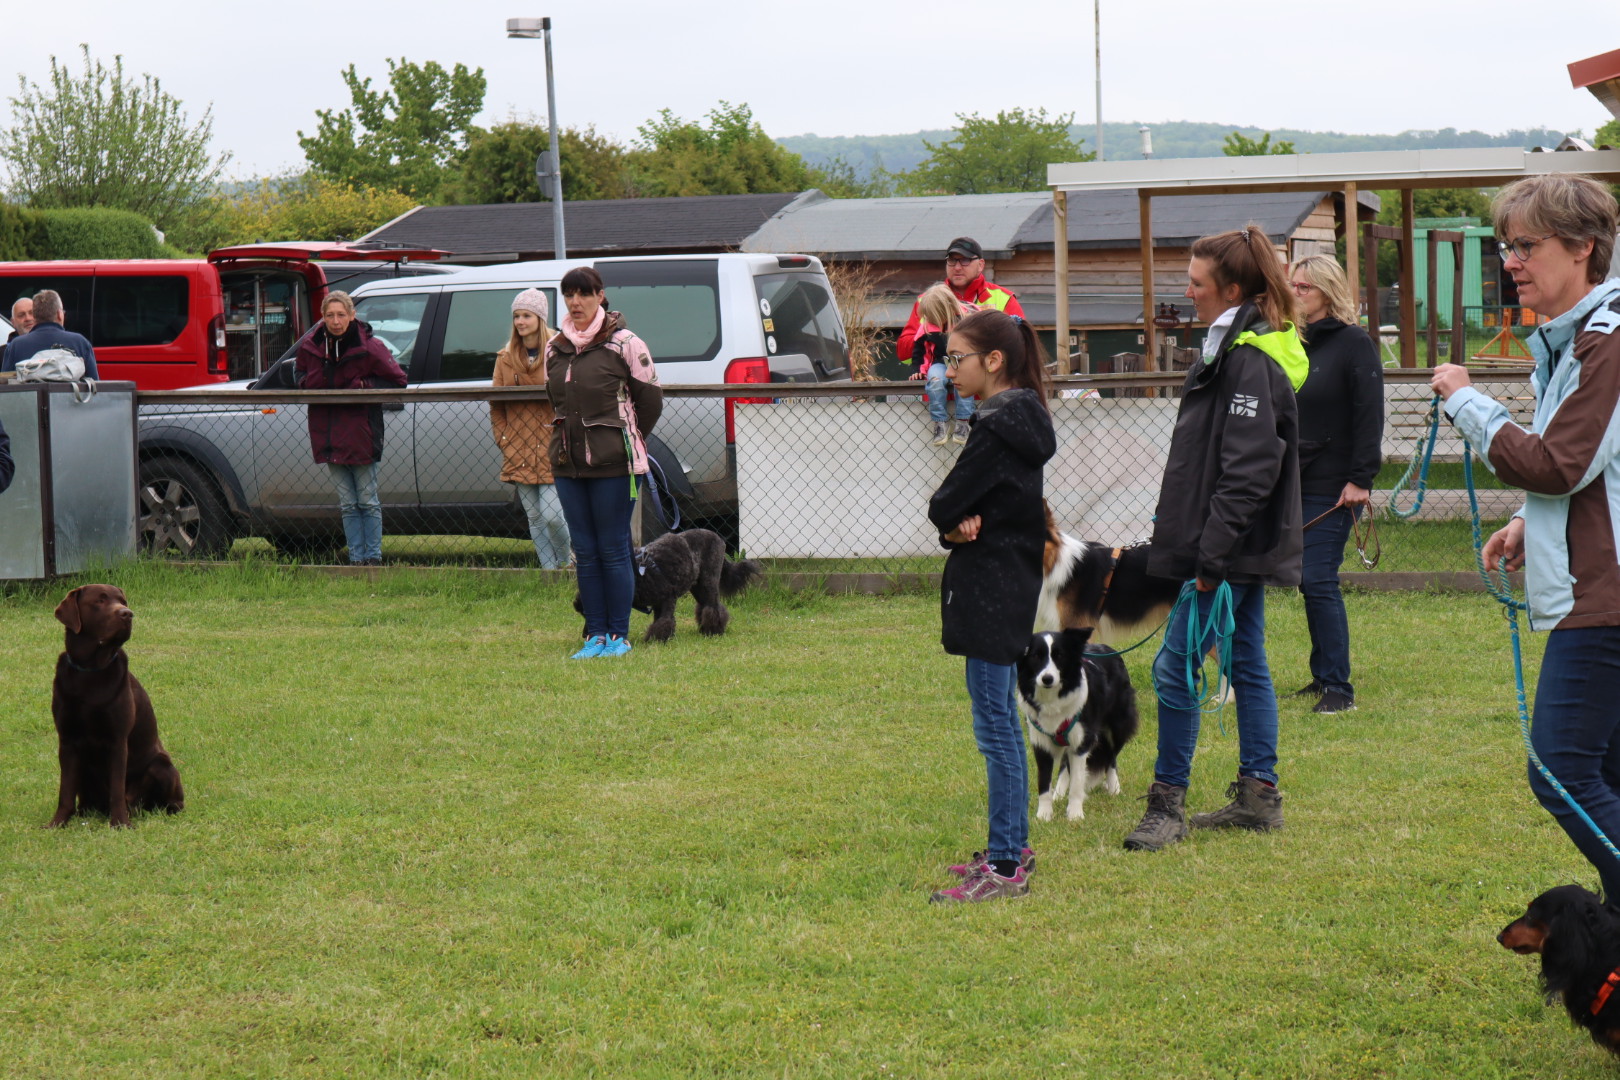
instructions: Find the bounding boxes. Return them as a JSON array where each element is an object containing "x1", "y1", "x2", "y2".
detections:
[
  {"x1": 1151, "y1": 579, "x2": 1236, "y2": 721},
  {"x1": 1387, "y1": 395, "x2": 1441, "y2": 519},
  {"x1": 1456, "y1": 413, "x2": 1620, "y2": 865}
]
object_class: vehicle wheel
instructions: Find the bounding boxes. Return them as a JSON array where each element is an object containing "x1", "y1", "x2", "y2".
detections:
[{"x1": 139, "y1": 456, "x2": 232, "y2": 558}]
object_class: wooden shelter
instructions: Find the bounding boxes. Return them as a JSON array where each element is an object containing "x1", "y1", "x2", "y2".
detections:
[{"x1": 1046, "y1": 148, "x2": 1620, "y2": 370}]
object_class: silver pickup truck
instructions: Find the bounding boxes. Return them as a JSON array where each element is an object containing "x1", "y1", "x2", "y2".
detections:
[{"x1": 136, "y1": 254, "x2": 851, "y2": 557}]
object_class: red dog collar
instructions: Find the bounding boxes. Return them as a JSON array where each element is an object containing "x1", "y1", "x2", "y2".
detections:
[{"x1": 1592, "y1": 967, "x2": 1620, "y2": 1016}]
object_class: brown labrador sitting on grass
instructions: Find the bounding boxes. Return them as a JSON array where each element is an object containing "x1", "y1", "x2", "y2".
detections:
[{"x1": 49, "y1": 584, "x2": 183, "y2": 828}]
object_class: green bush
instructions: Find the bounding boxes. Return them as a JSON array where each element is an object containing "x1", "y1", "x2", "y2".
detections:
[
  {"x1": 0, "y1": 203, "x2": 44, "y2": 260},
  {"x1": 31, "y1": 207, "x2": 167, "y2": 259}
]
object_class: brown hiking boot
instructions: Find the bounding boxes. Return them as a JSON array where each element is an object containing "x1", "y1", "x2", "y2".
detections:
[
  {"x1": 1190, "y1": 776, "x2": 1284, "y2": 832},
  {"x1": 1122, "y1": 782, "x2": 1189, "y2": 851}
]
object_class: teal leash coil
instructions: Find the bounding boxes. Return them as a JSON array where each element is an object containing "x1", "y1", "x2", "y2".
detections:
[
  {"x1": 1151, "y1": 580, "x2": 1236, "y2": 730},
  {"x1": 1387, "y1": 395, "x2": 1441, "y2": 519}
]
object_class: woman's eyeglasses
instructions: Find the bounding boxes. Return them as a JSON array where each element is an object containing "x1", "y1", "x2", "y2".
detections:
[
  {"x1": 1290, "y1": 281, "x2": 1318, "y2": 294},
  {"x1": 1496, "y1": 234, "x2": 1557, "y2": 261},
  {"x1": 942, "y1": 351, "x2": 985, "y2": 369}
]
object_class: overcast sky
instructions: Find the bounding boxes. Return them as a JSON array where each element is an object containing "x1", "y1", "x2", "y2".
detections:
[{"x1": 6, "y1": 0, "x2": 1616, "y2": 180}]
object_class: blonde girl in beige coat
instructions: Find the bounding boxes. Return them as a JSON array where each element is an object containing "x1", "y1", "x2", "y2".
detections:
[{"x1": 491, "y1": 288, "x2": 572, "y2": 569}]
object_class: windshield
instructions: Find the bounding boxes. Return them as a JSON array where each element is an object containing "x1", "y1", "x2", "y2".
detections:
[{"x1": 753, "y1": 272, "x2": 849, "y2": 380}]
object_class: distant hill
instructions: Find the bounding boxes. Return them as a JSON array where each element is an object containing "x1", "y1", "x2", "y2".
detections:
[{"x1": 778, "y1": 121, "x2": 1578, "y2": 178}]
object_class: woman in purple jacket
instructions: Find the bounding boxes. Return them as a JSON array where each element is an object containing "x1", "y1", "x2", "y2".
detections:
[{"x1": 294, "y1": 291, "x2": 407, "y2": 566}]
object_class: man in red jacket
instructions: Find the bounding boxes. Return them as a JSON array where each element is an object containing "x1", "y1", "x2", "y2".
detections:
[{"x1": 896, "y1": 237, "x2": 1025, "y2": 363}]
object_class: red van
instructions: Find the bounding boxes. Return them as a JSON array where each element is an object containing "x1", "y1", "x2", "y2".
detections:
[{"x1": 0, "y1": 242, "x2": 450, "y2": 389}]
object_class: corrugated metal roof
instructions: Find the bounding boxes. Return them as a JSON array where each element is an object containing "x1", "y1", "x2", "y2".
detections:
[
  {"x1": 361, "y1": 191, "x2": 809, "y2": 261},
  {"x1": 741, "y1": 189, "x2": 1377, "y2": 259},
  {"x1": 1014, "y1": 189, "x2": 1382, "y2": 249},
  {"x1": 741, "y1": 191, "x2": 1052, "y2": 260}
]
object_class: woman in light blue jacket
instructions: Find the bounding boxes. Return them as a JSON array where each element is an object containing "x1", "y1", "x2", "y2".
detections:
[{"x1": 1432, "y1": 173, "x2": 1620, "y2": 899}]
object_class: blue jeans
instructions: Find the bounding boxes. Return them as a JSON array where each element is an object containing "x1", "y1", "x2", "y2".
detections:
[
  {"x1": 964, "y1": 658, "x2": 1029, "y2": 863},
  {"x1": 328, "y1": 463, "x2": 382, "y2": 563},
  {"x1": 924, "y1": 362, "x2": 974, "y2": 423},
  {"x1": 1300, "y1": 495, "x2": 1359, "y2": 697},
  {"x1": 516, "y1": 483, "x2": 572, "y2": 570},
  {"x1": 555, "y1": 474, "x2": 637, "y2": 640},
  {"x1": 1529, "y1": 625, "x2": 1620, "y2": 901},
  {"x1": 1151, "y1": 582, "x2": 1279, "y2": 789}
]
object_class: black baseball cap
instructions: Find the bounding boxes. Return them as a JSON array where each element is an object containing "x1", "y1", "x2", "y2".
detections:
[{"x1": 945, "y1": 237, "x2": 983, "y2": 260}]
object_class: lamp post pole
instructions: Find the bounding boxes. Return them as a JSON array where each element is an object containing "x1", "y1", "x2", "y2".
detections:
[{"x1": 506, "y1": 16, "x2": 566, "y2": 258}]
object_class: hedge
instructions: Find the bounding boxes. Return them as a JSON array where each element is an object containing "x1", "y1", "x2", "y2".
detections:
[{"x1": 0, "y1": 205, "x2": 170, "y2": 260}]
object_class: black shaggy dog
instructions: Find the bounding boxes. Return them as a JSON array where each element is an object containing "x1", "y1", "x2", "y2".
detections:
[
  {"x1": 1015, "y1": 627, "x2": 1139, "y2": 822},
  {"x1": 576, "y1": 529, "x2": 762, "y2": 643},
  {"x1": 1499, "y1": 884, "x2": 1620, "y2": 1057}
]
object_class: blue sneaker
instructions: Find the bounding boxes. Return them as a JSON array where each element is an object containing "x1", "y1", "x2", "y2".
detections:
[
  {"x1": 599, "y1": 635, "x2": 633, "y2": 658},
  {"x1": 570, "y1": 635, "x2": 607, "y2": 660}
]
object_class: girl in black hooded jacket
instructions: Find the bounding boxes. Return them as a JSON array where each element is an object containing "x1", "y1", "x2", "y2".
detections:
[{"x1": 925, "y1": 309, "x2": 1056, "y2": 904}]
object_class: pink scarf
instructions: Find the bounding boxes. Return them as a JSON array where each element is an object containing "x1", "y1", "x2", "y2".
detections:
[{"x1": 560, "y1": 307, "x2": 606, "y2": 352}]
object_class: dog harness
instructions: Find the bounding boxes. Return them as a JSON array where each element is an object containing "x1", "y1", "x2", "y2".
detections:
[{"x1": 1592, "y1": 967, "x2": 1620, "y2": 1016}]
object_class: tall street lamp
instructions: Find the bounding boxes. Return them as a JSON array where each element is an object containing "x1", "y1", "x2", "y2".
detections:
[{"x1": 506, "y1": 16, "x2": 567, "y2": 259}]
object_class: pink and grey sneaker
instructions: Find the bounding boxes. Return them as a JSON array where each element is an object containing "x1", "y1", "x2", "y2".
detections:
[
  {"x1": 947, "y1": 847, "x2": 1035, "y2": 879},
  {"x1": 930, "y1": 863, "x2": 1030, "y2": 904}
]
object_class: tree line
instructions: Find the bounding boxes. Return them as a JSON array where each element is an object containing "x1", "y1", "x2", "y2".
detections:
[
  {"x1": 4, "y1": 48, "x2": 1612, "y2": 262},
  {"x1": 0, "y1": 49, "x2": 1094, "y2": 256}
]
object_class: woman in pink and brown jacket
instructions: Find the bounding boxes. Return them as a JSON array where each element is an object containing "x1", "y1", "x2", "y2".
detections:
[{"x1": 546, "y1": 266, "x2": 662, "y2": 658}]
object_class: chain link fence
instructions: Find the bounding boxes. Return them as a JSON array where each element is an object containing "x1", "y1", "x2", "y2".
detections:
[{"x1": 134, "y1": 370, "x2": 1533, "y2": 583}]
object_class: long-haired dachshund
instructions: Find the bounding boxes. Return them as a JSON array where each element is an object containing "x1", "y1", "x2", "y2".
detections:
[{"x1": 1499, "y1": 884, "x2": 1620, "y2": 1056}]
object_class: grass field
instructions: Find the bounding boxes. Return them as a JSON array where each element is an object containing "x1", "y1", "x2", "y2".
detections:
[{"x1": 0, "y1": 563, "x2": 1608, "y2": 1078}]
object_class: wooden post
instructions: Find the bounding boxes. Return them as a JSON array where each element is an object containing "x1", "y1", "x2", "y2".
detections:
[
  {"x1": 1342, "y1": 182, "x2": 1360, "y2": 320},
  {"x1": 1399, "y1": 189, "x2": 1417, "y2": 367},
  {"x1": 1053, "y1": 189, "x2": 1071, "y2": 374},
  {"x1": 1425, "y1": 229, "x2": 1440, "y2": 367},
  {"x1": 1139, "y1": 190, "x2": 1156, "y2": 367},
  {"x1": 1363, "y1": 223, "x2": 1379, "y2": 334},
  {"x1": 1452, "y1": 237, "x2": 1466, "y2": 363}
]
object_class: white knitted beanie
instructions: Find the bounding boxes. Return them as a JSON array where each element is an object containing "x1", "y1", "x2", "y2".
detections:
[{"x1": 511, "y1": 287, "x2": 549, "y2": 323}]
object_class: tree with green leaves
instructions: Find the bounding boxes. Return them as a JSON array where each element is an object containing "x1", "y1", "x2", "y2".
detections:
[
  {"x1": 898, "y1": 108, "x2": 1091, "y2": 195},
  {"x1": 1222, "y1": 131, "x2": 1296, "y2": 156},
  {"x1": 0, "y1": 45, "x2": 230, "y2": 230},
  {"x1": 299, "y1": 58, "x2": 486, "y2": 200},
  {"x1": 170, "y1": 175, "x2": 418, "y2": 253},
  {"x1": 439, "y1": 119, "x2": 630, "y2": 205},
  {"x1": 1595, "y1": 117, "x2": 1620, "y2": 149},
  {"x1": 626, "y1": 102, "x2": 812, "y2": 197}
]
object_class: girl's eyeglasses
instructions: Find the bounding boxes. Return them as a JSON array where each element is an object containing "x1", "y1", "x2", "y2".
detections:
[{"x1": 942, "y1": 351, "x2": 985, "y2": 369}]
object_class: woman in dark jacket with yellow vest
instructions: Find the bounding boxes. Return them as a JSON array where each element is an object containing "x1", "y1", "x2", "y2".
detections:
[
  {"x1": 546, "y1": 267, "x2": 662, "y2": 659},
  {"x1": 1123, "y1": 224, "x2": 1305, "y2": 853},
  {"x1": 294, "y1": 290, "x2": 408, "y2": 566}
]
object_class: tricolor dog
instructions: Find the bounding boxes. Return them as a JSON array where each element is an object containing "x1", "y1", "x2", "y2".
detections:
[{"x1": 1015, "y1": 627, "x2": 1139, "y2": 822}]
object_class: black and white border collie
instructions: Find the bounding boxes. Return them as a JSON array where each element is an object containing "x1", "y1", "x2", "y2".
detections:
[{"x1": 1015, "y1": 628, "x2": 1140, "y2": 822}]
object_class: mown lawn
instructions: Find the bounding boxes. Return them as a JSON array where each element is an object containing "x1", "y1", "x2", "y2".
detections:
[{"x1": 0, "y1": 563, "x2": 1604, "y2": 1078}]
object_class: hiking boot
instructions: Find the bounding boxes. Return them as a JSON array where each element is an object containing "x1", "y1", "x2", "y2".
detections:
[
  {"x1": 1288, "y1": 679, "x2": 1323, "y2": 698},
  {"x1": 930, "y1": 421, "x2": 949, "y2": 446},
  {"x1": 952, "y1": 420, "x2": 971, "y2": 444},
  {"x1": 1312, "y1": 688, "x2": 1355, "y2": 714},
  {"x1": 1190, "y1": 776, "x2": 1284, "y2": 832},
  {"x1": 570, "y1": 634, "x2": 607, "y2": 660},
  {"x1": 929, "y1": 863, "x2": 1029, "y2": 904},
  {"x1": 947, "y1": 847, "x2": 1035, "y2": 879},
  {"x1": 1122, "y1": 782, "x2": 1189, "y2": 851}
]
